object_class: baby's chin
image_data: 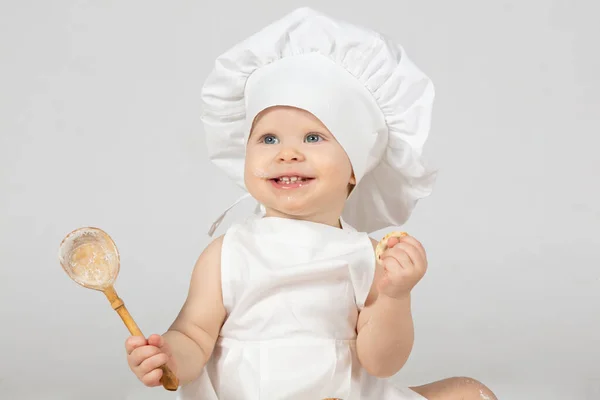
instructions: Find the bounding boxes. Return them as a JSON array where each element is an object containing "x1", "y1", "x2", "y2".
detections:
[
  {"x1": 251, "y1": 187, "x2": 315, "y2": 214},
  {"x1": 262, "y1": 202, "x2": 345, "y2": 227},
  {"x1": 262, "y1": 203, "x2": 314, "y2": 219}
]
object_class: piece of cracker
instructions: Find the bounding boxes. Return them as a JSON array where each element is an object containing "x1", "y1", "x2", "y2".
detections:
[{"x1": 375, "y1": 231, "x2": 408, "y2": 261}]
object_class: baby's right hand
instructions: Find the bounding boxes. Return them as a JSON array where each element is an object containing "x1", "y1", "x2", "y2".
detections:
[{"x1": 125, "y1": 334, "x2": 175, "y2": 387}]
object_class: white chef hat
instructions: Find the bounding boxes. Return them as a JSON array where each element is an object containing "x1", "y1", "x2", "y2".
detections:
[{"x1": 201, "y1": 7, "x2": 437, "y2": 235}]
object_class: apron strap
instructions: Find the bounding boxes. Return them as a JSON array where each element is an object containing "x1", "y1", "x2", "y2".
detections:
[
  {"x1": 208, "y1": 193, "x2": 251, "y2": 236},
  {"x1": 208, "y1": 193, "x2": 265, "y2": 236}
]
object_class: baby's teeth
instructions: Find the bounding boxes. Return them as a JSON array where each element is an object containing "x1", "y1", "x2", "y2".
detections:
[{"x1": 277, "y1": 176, "x2": 306, "y2": 183}]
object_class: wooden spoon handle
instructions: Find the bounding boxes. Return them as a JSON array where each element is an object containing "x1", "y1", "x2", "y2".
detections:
[
  {"x1": 158, "y1": 364, "x2": 179, "y2": 391},
  {"x1": 104, "y1": 286, "x2": 179, "y2": 391}
]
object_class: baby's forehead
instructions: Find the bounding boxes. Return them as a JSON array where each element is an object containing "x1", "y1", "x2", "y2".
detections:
[{"x1": 250, "y1": 106, "x2": 332, "y2": 134}]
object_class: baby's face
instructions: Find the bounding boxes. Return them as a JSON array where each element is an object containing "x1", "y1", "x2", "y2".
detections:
[{"x1": 244, "y1": 106, "x2": 355, "y2": 224}]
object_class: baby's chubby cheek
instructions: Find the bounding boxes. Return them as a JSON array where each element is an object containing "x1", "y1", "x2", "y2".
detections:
[
  {"x1": 249, "y1": 167, "x2": 271, "y2": 179},
  {"x1": 321, "y1": 162, "x2": 353, "y2": 186}
]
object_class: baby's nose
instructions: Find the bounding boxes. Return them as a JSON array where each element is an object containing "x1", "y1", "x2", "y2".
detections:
[{"x1": 277, "y1": 148, "x2": 305, "y2": 162}]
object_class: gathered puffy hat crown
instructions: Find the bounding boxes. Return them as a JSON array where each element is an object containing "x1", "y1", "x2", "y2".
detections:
[{"x1": 201, "y1": 7, "x2": 437, "y2": 234}]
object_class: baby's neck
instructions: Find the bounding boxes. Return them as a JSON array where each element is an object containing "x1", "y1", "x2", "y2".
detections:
[{"x1": 263, "y1": 208, "x2": 342, "y2": 229}]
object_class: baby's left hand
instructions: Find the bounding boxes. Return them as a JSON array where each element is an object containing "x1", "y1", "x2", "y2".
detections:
[{"x1": 377, "y1": 235, "x2": 428, "y2": 299}]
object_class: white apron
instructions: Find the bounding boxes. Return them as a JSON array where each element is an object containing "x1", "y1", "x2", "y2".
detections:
[{"x1": 177, "y1": 216, "x2": 425, "y2": 400}]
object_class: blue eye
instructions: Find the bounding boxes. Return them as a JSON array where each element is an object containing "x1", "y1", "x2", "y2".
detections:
[
  {"x1": 305, "y1": 133, "x2": 323, "y2": 143},
  {"x1": 261, "y1": 135, "x2": 279, "y2": 144}
]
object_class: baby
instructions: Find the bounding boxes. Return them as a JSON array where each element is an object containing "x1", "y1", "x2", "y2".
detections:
[{"x1": 124, "y1": 8, "x2": 497, "y2": 400}]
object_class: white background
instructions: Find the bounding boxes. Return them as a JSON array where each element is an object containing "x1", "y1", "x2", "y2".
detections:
[{"x1": 1, "y1": 1, "x2": 599, "y2": 399}]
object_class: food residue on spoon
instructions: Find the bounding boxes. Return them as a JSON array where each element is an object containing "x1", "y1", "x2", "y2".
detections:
[{"x1": 68, "y1": 241, "x2": 117, "y2": 287}]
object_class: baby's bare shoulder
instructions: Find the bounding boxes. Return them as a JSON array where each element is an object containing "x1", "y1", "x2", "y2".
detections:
[
  {"x1": 195, "y1": 235, "x2": 225, "y2": 268},
  {"x1": 170, "y1": 235, "x2": 227, "y2": 342},
  {"x1": 187, "y1": 235, "x2": 225, "y2": 298}
]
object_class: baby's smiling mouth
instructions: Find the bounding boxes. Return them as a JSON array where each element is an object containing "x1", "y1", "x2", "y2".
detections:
[
  {"x1": 269, "y1": 174, "x2": 316, "y2": 188},
  {"x1": 272, "y1": 176, "x2": 312, "y2": 183}
]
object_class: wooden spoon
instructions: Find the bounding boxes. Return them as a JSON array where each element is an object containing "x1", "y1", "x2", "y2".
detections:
[{"x1": 58, "y1": 227, "x2": 179, "y2": 391}]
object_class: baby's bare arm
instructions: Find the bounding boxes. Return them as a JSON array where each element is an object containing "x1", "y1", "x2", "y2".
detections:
[
  {"x1": 163, "y1": 235, "x2": 227, "y2": 385},
  {"x1": 355, "y1": 238, "x2": 414, "y2": 378}
]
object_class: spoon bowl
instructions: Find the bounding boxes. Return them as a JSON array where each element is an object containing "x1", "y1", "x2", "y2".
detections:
[{"x1": 58, "y1": 227, "x2": 120, "y2": 291}]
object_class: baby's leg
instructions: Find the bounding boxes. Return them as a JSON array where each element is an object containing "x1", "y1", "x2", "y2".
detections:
[{"x1": 410, "y1": 377, "x2": 498, "y2": 400}]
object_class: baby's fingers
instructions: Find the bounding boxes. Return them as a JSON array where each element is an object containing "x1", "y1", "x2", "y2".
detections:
[
  {"x1": 382, "y1": 246, "x2": 412, "y2": 270},
  {"x1": 125, "y1": 336, "x2": 147, "y2": 355},
  {"x1": 147, "y1": 334, "x2": 164, "y2": 348},
  {"x1": 128, "y1": 345, "x2": 162, "y2": 368},
  {"x1": 382, "y1": 257, "x2": 404, "y2": 278},
  {"x1": 386, "y1": 236, "x2": 402, "y2": 249},
  {"x1": 141, "y1": 367, "x2": 164, "y2": 387},
  {"x1": 139, "y1": 352, "x2": 169, "y2": 376},
  {"x1": 397, "y1": 235, "x2": 427, "y2": 261}
]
